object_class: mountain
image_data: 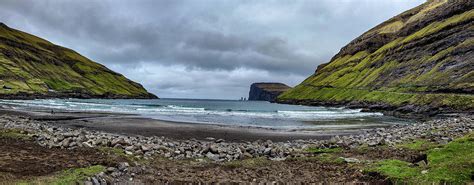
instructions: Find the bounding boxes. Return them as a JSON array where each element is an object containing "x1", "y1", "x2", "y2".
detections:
[
  {"x1": 278, "y1": 0, "x2": 473, "y2": 115},
  {"x1": 248, "y1": 83, "x2": 291, "y2": 102},
  {"x1": 0, "y1": 23, "x2": 157, "y2": 99}
]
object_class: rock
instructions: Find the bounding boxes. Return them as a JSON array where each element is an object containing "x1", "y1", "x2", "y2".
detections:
[
  {"x1": 243, "y1": 152, "x2": 253, "y2": 159},
  {"x1": 415, "y1": 160, "x2": 428, "y2": 167},
  {"x1": 209, "y1": 145, "x2": 219, "y2": 154},
  {"x1": 215, "y1": 139, "x2": 225, "y2": 143},
  {"x1": 248, "y1": 83, "x2": 291, "y2": 102},
  {"x1": 270, "y1": 157, "x2": 286, "y2": 161},
  {"x1": 263, "y1": 148, "x2": 272, "y2": 155},
  {"x1": 340, "y1": 157, "x2": 360, "y2": 163},
  {"x1": 106, "y1": 167, "x2": 117, "y2": 173},
  {"x1": 421, "y1": 170, "x2": 429, "y2": 174},
  {"x1": 141, "y1": 145, "x2": 151, "y2": 152},
  {"x1": 206, "y1": 152, "x2": 220, "y2": 161},
  {"x1": 118, "y1": 162, "x2": 130, "y2": 171},
  {"x1": 125, "y1": 146, "x2": 134, "y2": 151},
  {"x1": 367, "y1": 141, "x2": 378, "y2": 147},
  {"x1": 91, "y1": 177, "x2": 100, "y2": 185},
  {"x1": 82, "y1": 141, "x2": 94, "y2": 148}
]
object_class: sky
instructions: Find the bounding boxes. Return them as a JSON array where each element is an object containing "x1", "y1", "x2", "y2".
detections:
[{"x1": 0, "y1": 0, "x2": 425, "y2": 99}]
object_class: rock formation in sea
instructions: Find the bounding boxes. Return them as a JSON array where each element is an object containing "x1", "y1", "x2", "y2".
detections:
[
  {"x1": 0, "y1": 23, "x2": 157, "y2": 99},
  {"x1": 278, "y1": 0, "x2": 473, "y2": 115},
  {"x1": 249, "y1": 83, "x2": 291, "y2": 102}
]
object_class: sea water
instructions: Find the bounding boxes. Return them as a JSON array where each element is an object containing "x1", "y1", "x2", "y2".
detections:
[{"x1": 0, "y1": 98, "x2": 411, "y2": 130}]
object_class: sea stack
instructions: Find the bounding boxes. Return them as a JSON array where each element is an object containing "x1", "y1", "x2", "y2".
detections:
[{"x1": 248, "y1": 83, "x2": 291, "y2": 102}]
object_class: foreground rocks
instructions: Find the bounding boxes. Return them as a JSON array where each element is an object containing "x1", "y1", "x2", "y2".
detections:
[{"x1": 0, "y1": 114, "x2": 472, "y2": 183}]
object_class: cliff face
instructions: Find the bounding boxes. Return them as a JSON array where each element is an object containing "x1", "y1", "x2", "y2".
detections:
[
  {"x1": 249, "y1": 83, "x2": 291, "y2": 102},
  {"x1": 0, "y1": 23, "x2": 157, "y2": 99},
  {"x1": 278, "y1": 0, "x2": 473, "y2": 115}
]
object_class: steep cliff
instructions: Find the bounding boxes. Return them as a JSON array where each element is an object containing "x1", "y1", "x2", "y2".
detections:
[
  {"x1": 249, "y1": 83, "x2": 291, "y2": 102},
  {"x1": 0, "y1": 23, "x2": 157, "y2": 99},
  {"x1": 278, "y1": 0, "x2": 473, "y2": 115}
]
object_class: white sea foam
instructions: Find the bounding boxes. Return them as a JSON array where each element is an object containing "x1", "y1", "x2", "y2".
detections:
[{"x1": 0, "y1": 98, "x2": 406, "y2": 129}]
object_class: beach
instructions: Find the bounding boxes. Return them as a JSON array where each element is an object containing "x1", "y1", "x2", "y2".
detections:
[{"x1": 0, "y1": 106, "x2": 472, "y2": 183}]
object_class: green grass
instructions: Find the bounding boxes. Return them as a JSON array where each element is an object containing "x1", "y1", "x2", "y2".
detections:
[
  {"x1": 15, "y1": 165, "x2": 105, "y2": 185},
  {"x1": 396, "y1": 139, "x2": 440, "y2": 151},
  {"x1": 0, "y1": 129, "x2": 31, "y2": 140},
  {"x1": 366, "y1": 133, "x2": 474, "y2": 184},
  {"x1": 49, "y1": 165, "x2": 105, "y2": 185},
  {"x1": 279, "y1": 86, "x2": 474, "y2": 110},
  {"x1": 403, "y1": 9, "x2": 474, "y2": 44}
]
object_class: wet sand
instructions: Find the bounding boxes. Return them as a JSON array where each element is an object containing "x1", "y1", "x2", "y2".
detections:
[{"x1": 0, "y1": 107, "x2": 359, "y2": 142}]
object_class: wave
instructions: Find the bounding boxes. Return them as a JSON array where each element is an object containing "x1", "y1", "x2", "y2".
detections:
[{"x1": 131, "y1": 103, "x2": 164, "y2": 107}]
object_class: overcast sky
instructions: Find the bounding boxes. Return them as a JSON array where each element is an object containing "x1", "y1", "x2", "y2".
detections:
[{"x1": 0, "y1": 0, "x2": 425, "y2": 99}]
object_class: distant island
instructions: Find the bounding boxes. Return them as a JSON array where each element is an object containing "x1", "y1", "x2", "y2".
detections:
[
  {"x1": 248, "y1": 82, "x2": 291, "y2": 102},
  {"x1": 0, "y1": 23, "x2": 157, "y2": 99}
]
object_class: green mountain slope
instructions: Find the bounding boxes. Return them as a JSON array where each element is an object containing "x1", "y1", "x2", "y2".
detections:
[
  {"x1": 0, "y1": 23, "x2": 157, "y2": 99},
  {"x1": 278, "y1": 0, "x2": 473, "y2": 114}
]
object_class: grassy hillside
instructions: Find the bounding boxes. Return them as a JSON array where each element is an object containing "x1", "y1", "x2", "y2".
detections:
[
  {"x1": 0, "y1": 23, "x2": 157, "y2": 99},
  {"x1": 279, "y1": 0, "x2": 473, "y2": 114}
]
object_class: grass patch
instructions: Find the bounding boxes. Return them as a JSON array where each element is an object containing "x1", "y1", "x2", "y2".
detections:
[
  {"x1": 17, "y1": 165, "x2": 105, "y2": 185},
  {"x1": 0, "y1": 129, "x2": 31, "y2": 140},
  {"x1": 366, "y1": 132, "x2": 474, "y2": 184},
  {"x1": 49, "y1": 165, "x2": 105, "y2": 184},
  {"x1": 396, "y1": 139, "x2": 440, "y2": 151}
]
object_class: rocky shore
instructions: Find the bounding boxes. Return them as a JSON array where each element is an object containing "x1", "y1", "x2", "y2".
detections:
[{"x1": 0, "y1": 113, "x2": 472, "y2": 183}]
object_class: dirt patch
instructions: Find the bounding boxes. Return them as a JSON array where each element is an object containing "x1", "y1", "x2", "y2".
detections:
[
  {"x1": 0, "y1": 137, "x2": 120, "y2": 180},
  {"x1": 136, "y1": 157, "x2": 385, "y2": 183}
]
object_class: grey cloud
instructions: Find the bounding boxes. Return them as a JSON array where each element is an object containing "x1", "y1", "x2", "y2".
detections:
[{"x1": 0, "y1": 0, "x2": 425, "y2": 98}]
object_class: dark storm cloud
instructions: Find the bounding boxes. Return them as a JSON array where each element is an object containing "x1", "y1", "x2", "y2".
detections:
[{"x1": 0, "y1": 0, "x2": 425, "y2": 99}]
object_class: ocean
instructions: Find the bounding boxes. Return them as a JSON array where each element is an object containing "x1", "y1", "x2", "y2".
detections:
[{"x1": 0, "y1": 98, "x2": 411, "y2": 130}]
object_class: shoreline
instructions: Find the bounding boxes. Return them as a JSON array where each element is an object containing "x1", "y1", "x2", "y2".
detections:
[{"x1": 0, "y1": 107, "x2": 361, "y2": 142}]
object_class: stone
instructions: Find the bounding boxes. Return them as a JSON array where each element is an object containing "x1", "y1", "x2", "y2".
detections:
[
  {"x1": 206, "y1": 152, "x2": 220, "y2": 161},
  {"x1": 263, "y1": 148, "x2": 272, "y2": 155},
  {"x1": 209, "y1": 145, "x2": 219, "y2": 154},
  {"x1": 106, "y1": 167, "x2": 117, "y2": 173},
  {"x1": 243, "y1": 152, "x2": 253, "y2": 159},
  {"x1": 91, "y1": 177, "x2": 100, "y2": 185},
  {"x1": 118, "y1": 162, "x2": 130, "y2": 171},
  {"x1": 141, "y1": 145, "x2": 151, "y2": 152},
  {"x1": 341, "y1": 157, "x2": 360, "y2": 163}
]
